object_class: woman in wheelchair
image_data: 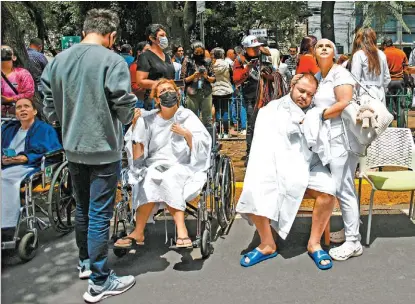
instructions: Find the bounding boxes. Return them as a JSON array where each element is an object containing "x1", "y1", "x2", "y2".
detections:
[
  {"x1": 115, "y1": 79, "x2": 212, "y2": 249},
  {"x1": 1, "y1": 98, "x2": 61, "y2": 239}
]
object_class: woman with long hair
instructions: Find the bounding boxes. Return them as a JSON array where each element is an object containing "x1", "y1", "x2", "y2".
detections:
[
  {"x1": 313, "y1": 38, "x2": 364, "y2": 261},
  {"x1": 296, "y1": 35, "x2": 319, "y2": 75},
  {"x1": 349, "y1": 27, "x2": 391, "y2": 104}
]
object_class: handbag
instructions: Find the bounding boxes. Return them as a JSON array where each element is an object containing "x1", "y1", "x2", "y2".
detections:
[
  {"x1": 1, "y1": 71, "x2": 19, "y2": 117},
  {"x1": 341, "y1": 72, "x2": 393, "y2": 153}
]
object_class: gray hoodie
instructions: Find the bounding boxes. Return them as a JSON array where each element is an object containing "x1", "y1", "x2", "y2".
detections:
[{"x1": 41, "y1": 43, "x2": 137, "y2": 165}]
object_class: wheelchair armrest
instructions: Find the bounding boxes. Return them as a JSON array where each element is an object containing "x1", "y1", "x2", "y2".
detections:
[
  {"x1": 43, "y1": 149, "x2": 65, "y2": 159},
  {"x1": 23, "y1": 170, "x2": 43, "y2": 186},
  {"x1": 41, "y1": 149, "x2": 65, "y2": 168}
]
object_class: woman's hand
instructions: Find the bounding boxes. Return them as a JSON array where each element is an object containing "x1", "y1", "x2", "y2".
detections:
[
  {"x1": 132, "y1": 108, "x2": 141, "y2": 126},
  {"x1": 202, "y1": 71, "x2": 209, "y2": 79},
  {"x1": 2, "y1": 155, "x2": 27, "y2": 165},
  {"x1": 171, "y1": 123, "x2": 188, "y2": 137}
]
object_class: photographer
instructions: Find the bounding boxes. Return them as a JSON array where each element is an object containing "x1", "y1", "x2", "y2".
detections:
[
  {"x1": 232, "y1": 36, "x2": 263, "y2": 166},
  {"x1": 181, "y1": 41, "x2": 216, "y2": 134}
]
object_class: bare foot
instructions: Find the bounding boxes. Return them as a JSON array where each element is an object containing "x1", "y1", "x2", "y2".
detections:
[
  {"x1": 115, "y1": 232, "x2": 145, "y2": 246},
  {"x1": 307, "y1": 243, "x2": 330, "y2": 266}
]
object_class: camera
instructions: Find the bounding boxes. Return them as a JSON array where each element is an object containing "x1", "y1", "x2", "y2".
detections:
[
  {"x1": 1, "y1": 48, "x2": 13, "y2": 61},
  {"x1": 198, "y1": 66, "x2": 206, "y2": 73}
]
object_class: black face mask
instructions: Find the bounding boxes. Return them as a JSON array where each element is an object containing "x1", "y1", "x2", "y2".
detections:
[
  {"x1": 159, "y1": 91, "x2": 178, "y2": 108},
  {"x1": 193, "y1": 54, "x2": 204, "y2": 63}
]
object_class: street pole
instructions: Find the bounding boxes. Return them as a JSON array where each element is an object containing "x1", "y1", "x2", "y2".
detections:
[{"x1": 200, "y1": 12, "x2": 205, "y2": 46}]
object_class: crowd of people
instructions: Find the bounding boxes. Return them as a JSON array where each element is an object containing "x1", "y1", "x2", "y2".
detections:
[{"x1": 1, "y1": 7, "x2": 415, "y2": 303}]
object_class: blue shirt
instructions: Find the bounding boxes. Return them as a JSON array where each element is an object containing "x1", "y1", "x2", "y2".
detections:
[
  {"x1": 27, "y1": 47, "x2": 49, "y2": 86},
  {"x1": 121, "y1": 53, "x2": 135, "y2": 67}
]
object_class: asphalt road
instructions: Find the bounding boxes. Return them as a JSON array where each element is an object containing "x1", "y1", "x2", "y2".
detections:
[{"x1": 2, "y1": 213, "x2": 415, "y2": 304}]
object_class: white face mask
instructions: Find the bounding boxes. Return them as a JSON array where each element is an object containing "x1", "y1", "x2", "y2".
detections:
[{"x1": 159, "y1": 37, "x2": 168, "y2": 50}]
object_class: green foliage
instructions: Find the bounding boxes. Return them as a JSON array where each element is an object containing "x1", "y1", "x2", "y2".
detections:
[
  {"x1": 356, "y1": 1, "x2": 415, "y2": 35},
  {"x1": 235, "y1": 1, "x2": 309, "y2": 44}
]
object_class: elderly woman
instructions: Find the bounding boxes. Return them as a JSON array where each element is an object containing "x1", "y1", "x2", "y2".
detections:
[
  {"x1": 1, "y1": 98, "x2": 61, "y2": 239},
  {"x1": 314, "y1": 39, "x2": 363, "y2": 261},
  {"x1": 212, "y1": 47, "x2": 234, "y2": 138},
  {"x1": 115, "y1": 79, "x2": 211, "y2": 249}
]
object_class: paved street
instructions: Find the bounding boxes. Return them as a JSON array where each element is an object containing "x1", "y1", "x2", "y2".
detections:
[{"x1": 2, "y1": 212, "x2": 415, "y2": 304}]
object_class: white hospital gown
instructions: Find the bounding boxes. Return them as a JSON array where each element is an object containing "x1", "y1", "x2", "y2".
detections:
[{"x1": 125, "y1": 107, "x2": 212, "y2": 214}]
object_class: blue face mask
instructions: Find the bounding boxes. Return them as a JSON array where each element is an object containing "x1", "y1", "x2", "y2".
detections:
[{"x1": 159, "y1": 37, "x2": 169, "y2": 50}]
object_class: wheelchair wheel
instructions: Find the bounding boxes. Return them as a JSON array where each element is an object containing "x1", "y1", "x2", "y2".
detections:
[
  {"x1": 215, "y1": 156, "x2": 236, "y2": 229},
  {"x1": 47, "y1": 161, "x2": 76, "y2": 233},
  {"x1": 200, "y1": 222, "x2": 211, "y2": 259},
  {"x1": 113, "y1": 231, "x2": 128, "y2": 258},
  {"x1": 17, "y1": 232, "x2": 38, "y2": 262}
]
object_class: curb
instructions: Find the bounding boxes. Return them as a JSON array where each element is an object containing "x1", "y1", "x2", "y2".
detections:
[{"x1": 235, "y1": 179, "x2": 368, "y2": 188}]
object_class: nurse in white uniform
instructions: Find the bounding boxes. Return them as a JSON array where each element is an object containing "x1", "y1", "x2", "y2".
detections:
[
  {"x1": 314, "y1": 39, "x2": 364, "y2": 261},
  {"x1": 115, "y1": 79, "x2": 211, "y2": 249}
]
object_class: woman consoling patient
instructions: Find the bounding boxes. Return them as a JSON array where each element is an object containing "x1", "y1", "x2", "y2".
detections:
[
  {"x1": 236, "y1": 73, "x2": 336, "y2": 270},
  {"x1": 115, "y1": 79, "x2": 212, "y2": 249}
]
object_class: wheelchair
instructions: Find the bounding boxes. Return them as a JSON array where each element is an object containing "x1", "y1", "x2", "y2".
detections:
[
  {"x1": 1, "y1": 123, "x2": 75, "y2": 262},
  {"x1": 111, "y1": 122, "x2": 236, "y2": 259}
]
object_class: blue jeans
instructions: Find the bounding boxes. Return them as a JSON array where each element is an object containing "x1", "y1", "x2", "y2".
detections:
[
  {"x1": 231, "y1": 89, "x2": 247, "y2": 130},
  {"x1": 68, "y1": 161, "x2": 121, "y2": 285}
]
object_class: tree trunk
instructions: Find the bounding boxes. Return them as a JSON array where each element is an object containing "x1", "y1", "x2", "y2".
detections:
[
  {"x1": 1, "y1": 3, "x2": 30, "y2": 69},
  {"x1": 23, "y1": 2, "x2": 58, "y2": 56},
  {"x1": 321, "y1": 1, "x2": 335, "y2": 43},
  {"x1": 181, "y1": 1, "x2": 196, "y2": 51},
  {"x1": 148, "y1": 1, "x2": 196, "y2": 52}
]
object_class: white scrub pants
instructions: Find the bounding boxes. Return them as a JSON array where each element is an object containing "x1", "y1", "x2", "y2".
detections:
[{"x1": 330, "y1": 134, "x2": 360, "y2": 242}]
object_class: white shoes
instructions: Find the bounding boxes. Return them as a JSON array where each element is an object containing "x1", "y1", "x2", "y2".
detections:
[{"x1": 329, "y1": 241, "x2": 363, "y2": 261}]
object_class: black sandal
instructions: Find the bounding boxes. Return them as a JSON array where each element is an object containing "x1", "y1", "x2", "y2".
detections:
[{"x1": 114, "y1": 236, "x2": 145, "y2": 249}]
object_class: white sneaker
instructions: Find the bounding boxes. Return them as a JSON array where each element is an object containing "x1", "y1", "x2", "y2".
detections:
[
  {"x1": 330, "y1": 228, "x2": 345, "y2": 244},
  {"x1": 329, "y1": 241, "x2": 363, "y2": 261},
  {"x1": 239, "y1": 130, "x2": 247, "y2": 135},
  {"x1": 78, "y1": 259, "x2": 92, "y2": 280},
  {"x1": 83, "y1": 270, "x2": 135, "y2": 303},
  {"x1": 223, "y1": 134, "x2": 229, "y2": 139}
]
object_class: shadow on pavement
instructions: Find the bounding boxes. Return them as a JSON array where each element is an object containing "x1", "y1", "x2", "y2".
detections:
[
  {"x1": 1, "y1": 218, "x2": 216, "y2": 303},
  {"x1": 239, "y1": 212, "x2": 415, "y2": 260}
]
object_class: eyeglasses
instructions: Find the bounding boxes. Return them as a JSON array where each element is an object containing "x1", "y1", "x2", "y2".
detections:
[{"x1": 289, "y1": 50, "x2": 297, "y2": 53}]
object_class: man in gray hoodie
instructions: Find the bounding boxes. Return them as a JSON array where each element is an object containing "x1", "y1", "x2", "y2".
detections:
[{"x1": 41, "y1": 9, "x2": 137, "y2": 303}]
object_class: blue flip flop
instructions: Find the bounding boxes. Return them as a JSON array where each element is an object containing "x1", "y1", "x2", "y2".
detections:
[
  {"x1": 308, "y1": 249, "x2": 333, "y2": 270},
  {"x1": 240, "y1": 248, "x2": 278, "y2": 267}
]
